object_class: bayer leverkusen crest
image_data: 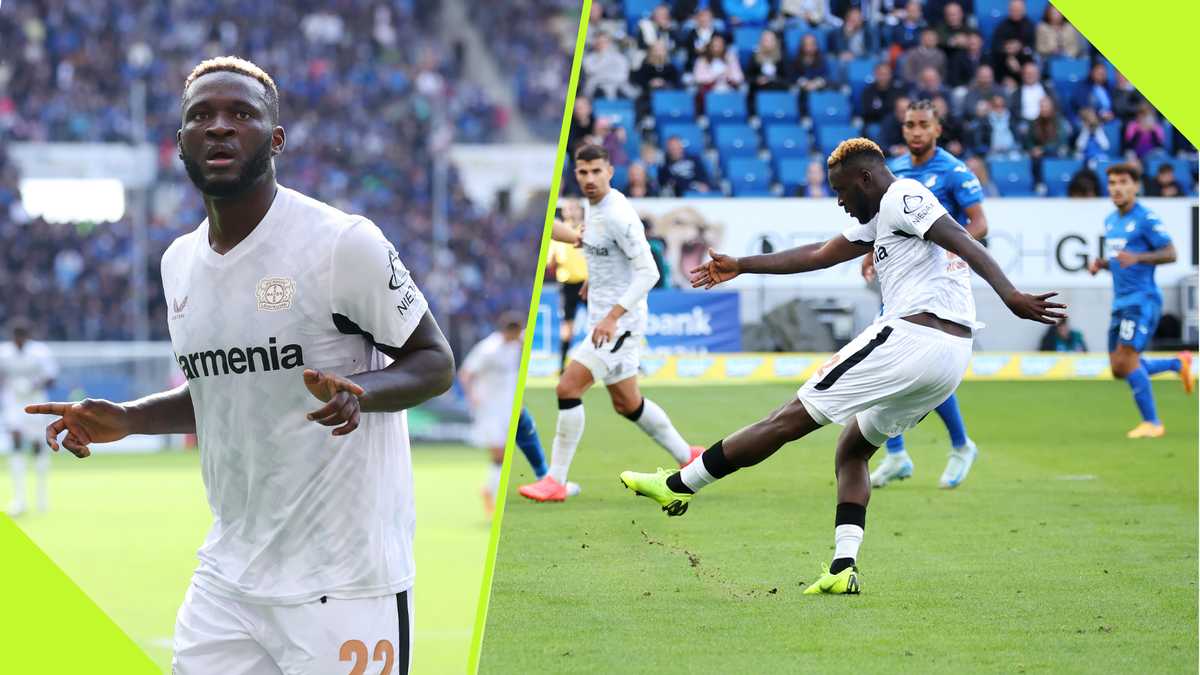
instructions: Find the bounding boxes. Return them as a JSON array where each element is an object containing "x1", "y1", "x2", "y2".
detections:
[{"x1": 256, "y1": 276, "x2": 296, "y2": 311}]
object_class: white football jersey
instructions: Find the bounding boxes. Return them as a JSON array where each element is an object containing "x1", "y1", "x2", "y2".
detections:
[
  {"x1": 0, "y1": 340, "x2": 58, "y2": 407},
  {"x1": 581, "y1": 189, "x2": 651, "y2": 335},
  {"x1": 843, "y1": 178, "x2": 978, "y2": 329},
  {"x1": 459, "y1": 331, "x2": 520, "y2": 420},
  {"x1": 160, "y1": 185, "x2": 430, "y2": 604}
]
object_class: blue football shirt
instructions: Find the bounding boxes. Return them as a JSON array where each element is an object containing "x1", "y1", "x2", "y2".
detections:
[
  {"x1": 1104, "y1": 202, "x2": 1172, "y2": 310},
  {"x1": 889, "y1": 147, "x2": 983, "y2": 227}
]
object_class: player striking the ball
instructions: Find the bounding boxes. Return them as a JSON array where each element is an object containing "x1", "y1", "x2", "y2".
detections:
[
  {"x1": 620, "y1": 138, "x2": 1064, "y2": 594},
  {"x1": 27, "y1": 57, "x2": 454, "y2": 674},
  {"x1": 518, "y1": 144, "x2": 700, "y2": 502},
  {"x1": 1087, "y1": 163, "x2": 1192, "y2": 437}
]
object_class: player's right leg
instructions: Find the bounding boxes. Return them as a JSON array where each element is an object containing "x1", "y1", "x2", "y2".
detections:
[
  {"x1": 172, "y1": 582, "x2": 282, "y2": 675},
  {"x1": 7, "y1": 430, "x2": 27, "y2": 516},
  {"x1": 517, "y1": 360, "x2": 594, "y2": 502},
  {"x1": 606, "y1": 376, "x2": 700, "y2": 467}
]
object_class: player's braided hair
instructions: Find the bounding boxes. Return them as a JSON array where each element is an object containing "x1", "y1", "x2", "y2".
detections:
[
  {"x1": 908, "y1": 98, "x2": 941, "y2": 124},
  {"x1": 826, "y1": 138, "x2": 885, "y2": 169},
  {"x1": 183, "y1": 56, "x2": 280, "y2": 123}
]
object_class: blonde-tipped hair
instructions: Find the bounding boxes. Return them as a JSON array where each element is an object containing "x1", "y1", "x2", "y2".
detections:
[
  {"x1": 826, "y1": 137, "x2": 885, "y2": 169},
  {"x1": 182, "y1": 56, "x2": 279, "y2": 122}
]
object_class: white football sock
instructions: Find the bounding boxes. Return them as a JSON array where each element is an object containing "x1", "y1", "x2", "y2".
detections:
[
  {"x1": 632, "y1": 398, "x2": 691, "y2": 464},
  {"x1": 485, "y1": 461, "x2": 502, "y2": 498},
  {"x1": 834, "y1": 524, "x2": 864, "y2": 562},
  {"x1": 35, "y1": 451, "x2": 49, "y2": 510},
  {"x1": 548, "y1": 404, "x2": 585, "y2": 484},
  {"x1": 678, "y1": 455, "x2": 717, "y2": 493},
  {"x1": 9, "y1": 453, "x2": 26, "y2": 507}
]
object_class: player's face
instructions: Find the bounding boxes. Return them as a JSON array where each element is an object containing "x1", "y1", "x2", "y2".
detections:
[
  {"x1": 828, "y1": 164, "x2": 874, "y2": 224},
  {"x1": 574, "y1": 158, "x2": 613, "y2": 201},
  {"x1": 902, "y1": 109, "x2": 940, "y2": 157},
  {"x1": 178, "y1": 72, "x2": 284, "y2": 198},
  {"x1": 1108, "y1": 173, "x2": 1138, "y2": 208}
]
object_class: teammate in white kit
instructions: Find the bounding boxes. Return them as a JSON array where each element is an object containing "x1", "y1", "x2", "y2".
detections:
[
  {"x1": 26, "y1": 57, "x2": 455, "y2": 674},
  {"x1": 518, "y1": 144, "x2": 700, "y2": 502},
  {"x1": 620, "y1": 139, "x2": 1064, "y2": 594},
  {"x1": 460, "y1": 312, "x2": 524, "y2": 514},
  {"x1": 1, "y1": 320, "x2": 59, "y2": 516}
]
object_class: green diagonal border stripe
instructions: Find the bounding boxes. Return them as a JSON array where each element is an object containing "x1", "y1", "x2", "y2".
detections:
[
  {"x1": 1053, "y1": 0, "x2": 1199, "y2": 145},
  {"x1": 0, "y1": 515, "x2": 158, "y2": 673}
]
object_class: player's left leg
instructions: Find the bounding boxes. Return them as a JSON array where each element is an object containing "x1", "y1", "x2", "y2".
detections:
[
  {"x1": 7, "y1": 430, "x2": 27, "y2": 516},
  {"x1": 269, "y1": 590, "x2": 414, "y2": 674},
  {"x1": 1140, "y1": 351, "x2": 1192, "y2": 395},
  {"x1": 933, "y1": 393, "x2": 978, "y2": 489},
  {"x1": 483, "y1": 444, "x2": 504, "y2": 516},
  {"x1": 606, "y1": 376, "x2": 700, "y2": 467},
  {"x1": 1110, "y1": 306, "x2": 1166, "y2": 437},
  {"x1": 514, "y1": 408, "x2": 548, "y2": 479},
  {"x1": 31, "y1": 436, "x2": 49, "y2": 512}
]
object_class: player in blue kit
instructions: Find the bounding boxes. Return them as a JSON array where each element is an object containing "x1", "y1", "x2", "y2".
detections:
[
  {"x1": 1088, "y1": 163, "x2": 1193, "y2": 437},
  {"x1": 867, "y1": 100, "x2": 987, "y2": 489}
]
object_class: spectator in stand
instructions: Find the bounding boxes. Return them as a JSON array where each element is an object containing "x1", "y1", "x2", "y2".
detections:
[
  {"x1": 1111, "y1": 72, "x2": 1146, "y2": 122},
  {"x1": 963, "y1": 99, "x2": 993, "y2": 156},
  {"x1": 804, "y1": 160, "x2": 830, "y2": 198},
  {"x1": 792, "y1": 33, "x2": 831, "y2": 93},
  {"x1": 682, "y1": 8, "x2": 728, "y2": 68},
  {"x1": 779, "y1": 0, "x2": 828, "y2": 27},
  {"x1": 993, "y1": 37, "x2": 1034, "y2": 87},
  {"x1": 959, "y1": 63, "x2": 1002, "y2": 119},
  {"x1": 1074, "y1": 107, "x2": 1114, "y2": 161},
  {"x1": 932, "y1": 95, "x2": 966, "y2": 157},
  {"x1": 595, "y1": 117, "x2": 631, "y2": 167},
  {"x1": 947, "y1": 31, "x2": 986, "y2": 89},
  {"x1": 987, "y1": 94, "x2": 1021, "y2": 155},
  {"x1": 567, "y1": 96, "x2": 596, "y2": 157},
  {"x1": 723, "y1": 0, "x2": 771, "y2": 26},
  {"x1": 1146, "y1": 164, "x2": 1184, "y2": 197},
  {"x1": 1012, "y1": 61, "x2": 1049, "y2": 123},
  {"x1": 828, "y1": 7, "x2": 869, "y2": 62},
  {"x1": 880, "y1": 95, "x2": 912, "y2": 156},
  {"x1": 582, "y1": 31, "x2": 637, "y2": 100},
  {"x1": 935, "y1": 3, "x2": 971, "y2": 63},
  {"x1": 693, "y1": 34, "x2": 744, "y2": 100},
  {"x1": 633, "y1": 41, "x2": 682, "y2": 104},
  {"x1": 638, "y1": 5, "x2": 678, "y2": 51},
  {"x1": 1066, "y1": 168, "x2": 1100, "y2": 197},
  {"x1": 747, "y1": 31, "x2": 790, "y2": 98},
  {"x1": 889, "y1": 1, "x2": 927, "y2": 50},
  {"x1": 863, "y1": 61, "x2": 906, "y2": 127},
  {"x1": 911, "y1": 67, "x2": 950, "y2": 103},
  {"x1": 990, "y1": 0, "x2": 1036, "y2": 59},
  {"x1": 660, "y1": 135, "x2": 714, "y2": 195},
  {"x1": 1024, "y1": 97, "x2": 1072, "y2": 161},
  {"x1": 902, "y1": 28, "x2": 947, "y2": 84},
  {"x1": 1124, "y1": 103, "x2": 1166, "y2": 159},
  {"x1": 1074, "y1": 63, "x2": 1115, "y2": 122},
  {"x1": 1035, "y1": 5, "x2": 1083, "y2": 59},
  {"x1": 922, "y1": 0, "x2": 975, "y2": 23},
  {"x1": 966, "y1": 156, "x2": 1002, "y2": 197},
  {"x1": 1039, "y1": 319, "x2": 1088, "y2": 352},
  {"x1": 626, "y1": 162, "x2": 658, "y2": 198}
]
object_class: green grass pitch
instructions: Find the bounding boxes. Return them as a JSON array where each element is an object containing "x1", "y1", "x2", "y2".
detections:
[
  {"x1": 483, "y1": 381, "x2": 1198, "y2": 673},
  {"x1": 1, "y1": 445, "x2": 491, "y2": 673}
]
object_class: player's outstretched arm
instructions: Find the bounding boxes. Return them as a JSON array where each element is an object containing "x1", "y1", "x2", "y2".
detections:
[
  {"x1": 691, "y1": 237, "x2": 872, "y2": 289},
  {"x1": 925, "y1": 215, "x2": 1067, "y2": 324},
  {"x1": 24, "y1": 383, "x2": 195, "y2": 458}
]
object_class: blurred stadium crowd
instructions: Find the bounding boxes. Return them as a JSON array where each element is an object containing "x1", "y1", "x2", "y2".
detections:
[
  {"x1": 0, "y1": 0, "x2": 575, "y2": 354},
  {"x1": 565, "y1": 0, "x2": 1197, "y2": 198}
]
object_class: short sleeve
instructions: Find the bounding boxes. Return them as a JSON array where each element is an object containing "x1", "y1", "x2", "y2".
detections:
[
  {"x1": 38, "y1": 346, "x2": 59, "y2": 380},
  {"x1": 952, "y1": 164, "x2": 983, "y2": 210},
  {"x1": 841, "y1": 220, "x2": 875, "y2": 244},
  {"x1": 891, "y1": 182, "x2": 949, "y2": 239},
  {"x1": 459, "y1": 339, "x2": 493, "y2": 377},
  {"x1": 330, "y1": 219, "x2": 429, "y2": 350},
  {"x1": 612, "y1": 215, "x2": 650, "y2": 260},
  {"x1": 1141, "y1": 210, "x2": 1172, "y2": 250}
]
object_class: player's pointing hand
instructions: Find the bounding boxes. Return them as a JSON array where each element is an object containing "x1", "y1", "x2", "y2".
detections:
[
  {"x1": 689, "y1": 248, "x2": 741, "y2": 289},
  {"x1": 24, "y1": 399, "x2": 132, "y2": 458},
  {"x1": 1003, "y1": 290, "x2": 1068, "y2": 325},
  {"x1": 303, "y1": 369, "x2": 366, "y2": 437}
]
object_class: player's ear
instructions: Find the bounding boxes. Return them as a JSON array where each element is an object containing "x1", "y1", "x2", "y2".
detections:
[
  {"x1": 272, "y1": 126, "x2": 286, "y2": 156},
  {"x1": 176, "y1": 129, "x2": 183, "y2": 160}
]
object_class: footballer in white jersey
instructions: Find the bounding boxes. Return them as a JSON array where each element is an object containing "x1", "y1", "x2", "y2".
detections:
[
  {"x1": 459, "y1": 312, "x2": 523, "y2": 513},
  {"x1": 518, "y1": 144, "x2": 701, "y2": 504},
  {"x1": 1, "y1": 320, "x2": 58, "y2": 515},
  {"x1": 25, "y1": 57, "x2": 455, "y2": 675},
  {"x1": 620, "y1": 138, "x2": 1065, "y2": 594}
]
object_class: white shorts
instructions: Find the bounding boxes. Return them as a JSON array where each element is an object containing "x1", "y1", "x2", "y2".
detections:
[
  {"x1": 5, "y1": 398, "x2": 45, "y2": 441},
  {"x1": 569, "y1": 331, "x2": 642, "y2": 385},
  {"x1": 172, "y1": 581, "x2": 414, "y2": 675},
  {"x1": 471, "y1": 406, "x2": 512, "y2": 449},
  {"x1": 797, "y1": 319, "x2": 972, "y2": 447}
]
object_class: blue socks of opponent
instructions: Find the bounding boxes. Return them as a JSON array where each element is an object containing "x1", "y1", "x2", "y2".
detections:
[
  {"x1": 886, "y1": 392, "x2": 968, "y2": 454},
  {"x1": 1140, "y1": 356, "x2": 1181, "y2": 376},
  {"x1": 515, "y1": 408, "x2": 548, "y2": 478},
  {"x1": 1126, "y1": 366, "x2": 1160, "y2": 424}
]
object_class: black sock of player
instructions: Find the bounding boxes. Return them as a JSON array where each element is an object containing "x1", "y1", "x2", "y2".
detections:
[
  {"x1": 829, "y1": 502, "x2": 867, "y2": 574},
  {"x1": 701, "y1": 440, "x2": 738, "y2": 478},
  {"x1": 665, "y1": 473, "x2": 692, "y2": 494},
  {"x1": 829, "y1": 557, "x2": 855, "y2": 574}
]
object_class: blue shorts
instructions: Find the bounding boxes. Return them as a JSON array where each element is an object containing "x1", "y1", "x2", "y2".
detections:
[{"x1": 1108, "y1": 304, "x2": 1161, "y2": 353}]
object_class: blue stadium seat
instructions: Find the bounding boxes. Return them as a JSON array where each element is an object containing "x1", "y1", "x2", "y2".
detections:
[
  {"x1": 807, "y1": 91, "x2": 852, "y2": 125},
  {"x1": 784, "y1": 26, "x2": 831, "y2": 58},
  {"x1": 1101, "y1": 120, "x2": 1122, "y2": 155},
  {"x1": 989, "y1": 157, "x2": 1035, "y2": 196},
  {"x1": 593, "y1": 99, "x2": 637, "y2": 129},
  {"x1": 1041, "y1": 157, "x2": 1082, "y2": 196},
  {"x1": 659, "y1": 123, "x2": 705, "y2": 153},
  {"x1": 611, "y1": 164, "x2": 630, "y2": 192},
  {"x1": 815, "y1": 123, "x2": 858, "y2": 156},
  {"x1": 623, "y1": 0, "x2": 659, "y2": 33},
  {"x1": 1048, "y1": 58, "x2": 1089, "y2": 89},
  {"x1": 776, "y1": 158, "x2": 810, "y2": 194},
  {"x1": 846, "y1": 57, "x2": 879, "y2": 114},
  {"x1": 976, "y1": 0, "x2": 1008, "y2": 47},
  {"x1": 1093, "y1": 158, "x2": 1119, "y2": 195},
  {"x1": 651, "y1": 90, "x2": 695, "y2": 125},
  {"x1": 1146, "y1": 157, "x2": 1198, "y2": 195},
  {"x1": 733, "y1": 27, "x2": 765, "y2": 68},
  {"x1": 726, "y1": 157, "x2": 773, "y2": 195},
  {"x1": 764, "y1": 124, "x2": 811, "y2": 159},
  {"x1": 713, "y1": 124, "x2": 760, "y2": 160},
  {"x1": 755, "y1": 91, "x2": 799, "y2": 124},
  {"x1": 705, "y1": 90, "x2": 748, "y2": 123}
]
